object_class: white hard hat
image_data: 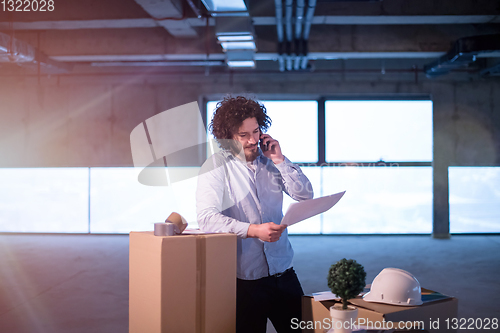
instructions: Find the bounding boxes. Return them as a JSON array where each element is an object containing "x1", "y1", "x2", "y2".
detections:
[{"x1": 363, "y1": 268, "x2": 423, "y2": 306}]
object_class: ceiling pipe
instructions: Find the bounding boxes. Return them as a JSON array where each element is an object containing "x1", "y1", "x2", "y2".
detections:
[
  {"x1": 91, "y1": 61, "x2": 224, "y2": 67},
  {"x1": 274, "y1": 0, "x2": 285, "y2": 72},
  {"x1": 285, "y1": 0, "x2": 293, "y2": 71},
  {"x1": 5, "y1": 67, "x2": 484, "y2": 79},
  {"x1": 301, "y1": 0, "x2": 317, "y2": 69},
  {"x1": 294, "y1": 0, "x2": 305, "y2": 70}
]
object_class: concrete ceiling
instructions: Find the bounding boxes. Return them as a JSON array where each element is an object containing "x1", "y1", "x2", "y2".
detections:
[{"x1": 0, "y1": 0, "x2": 499, "y2": 77}]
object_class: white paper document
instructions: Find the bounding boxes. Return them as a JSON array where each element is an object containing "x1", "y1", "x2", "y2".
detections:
[
  {"x1": 312, "y1": 291, "x2": 340, "y2": 302},
  {"x1": 182, "y1": 229, "x2": 215, "y2": 235},
  {"x1": 313, "y1": 290, "x2": 366, "y2": 302},
  {"x1": 281, "y1": 191, "x2": 346, "y2": 226}
]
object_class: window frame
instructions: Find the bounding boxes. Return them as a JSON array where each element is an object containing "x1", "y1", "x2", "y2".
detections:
[{"x1": 203, "y1": 95, "x2": 434, "y2": 235}]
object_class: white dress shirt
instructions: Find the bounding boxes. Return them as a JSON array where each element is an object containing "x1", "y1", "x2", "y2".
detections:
[{"x1": 196, "y1": 149, "x2": 313, "y2": 280}]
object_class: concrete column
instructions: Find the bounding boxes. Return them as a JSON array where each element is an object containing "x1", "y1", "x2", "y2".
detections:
[{"x1": 431, "y1": 83, "x2": 456, "y2": 239}]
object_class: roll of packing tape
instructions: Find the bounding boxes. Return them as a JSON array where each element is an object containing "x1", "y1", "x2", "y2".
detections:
[
  {"x1": 154, "y1": 222, "x2": 175, "y2": 236},
  {"x1": 165, "y1": 212, "x2": 188, "y2": 234}
]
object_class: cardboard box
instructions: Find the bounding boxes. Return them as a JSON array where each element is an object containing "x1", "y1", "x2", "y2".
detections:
[
  {"x1": 129, "y1": 231, "x2": 237, "y2": 333},
  {"x1": 302, "y1": 288, "x2": 458, "y2": 333}
]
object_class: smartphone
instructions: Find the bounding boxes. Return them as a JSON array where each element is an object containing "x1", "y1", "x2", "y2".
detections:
[{"x1": 260, "y1": 137, "x2": 269, "y2": 151}]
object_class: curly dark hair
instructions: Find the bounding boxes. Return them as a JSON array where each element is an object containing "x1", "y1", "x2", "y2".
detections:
[{"x1": 209, "y1": 96, "x2": 271, "y2": 150}]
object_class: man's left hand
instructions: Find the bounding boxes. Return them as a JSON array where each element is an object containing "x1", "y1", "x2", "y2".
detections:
[{"x1": 260, "y1": 134, "x2": 285, "y2": 164}]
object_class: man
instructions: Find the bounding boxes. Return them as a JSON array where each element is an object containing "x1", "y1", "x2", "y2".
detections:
[{"x1": 196, "y1": 96, "x2": 313, "y2": 333}]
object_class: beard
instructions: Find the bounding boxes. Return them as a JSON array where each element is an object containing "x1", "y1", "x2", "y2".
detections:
[
  {"x1": 227, "y1": 141, "x2": 258, "y2": 162},
  {"x1": 243, "y1": 145, "x2": 259, "y2": 162},
  {"x1": 227, "y1": 140, "x2": 259, "y2": 162}
]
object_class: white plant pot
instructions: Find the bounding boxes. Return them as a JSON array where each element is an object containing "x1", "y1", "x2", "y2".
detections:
[{"x1": 329, "y1": 303, "x2": 358, "y2": 333}]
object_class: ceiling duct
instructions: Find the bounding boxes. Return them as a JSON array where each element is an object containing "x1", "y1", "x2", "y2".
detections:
[
  {"x1": 480, "y1": 62, "x2": 500, "y2": 77},
  {"x1": 207, "y1": 1, "x2": 256, "y2": 68},
  {"x1": 215, "y1": 16, "x2": 255, "y2": 41},
  {"x1": 201, "y1": 0, "x2": 248, "y2": 16},
  {"x1": 226, "y1": 50, "x2": 256, "y2": 68},
  {"x1": 424, "y1": 34, "x2": 500, "y2": 78},
  {"x1": 133, "y1": 0, "x2": 198, "y2": 37}
]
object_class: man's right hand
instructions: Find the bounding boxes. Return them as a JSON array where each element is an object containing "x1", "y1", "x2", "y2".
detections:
[{"x1": 247, "y1": 223, "x2": 287, "y2": 242}]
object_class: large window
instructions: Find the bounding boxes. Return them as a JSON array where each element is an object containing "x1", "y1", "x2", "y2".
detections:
[
  {"x1": 0, "y1": 168, "x2": 89, "y2": 233},
  {"x1": 322, "y1": 167, "x2": 432, "y2": 234},
  {"x1": 321, "y1": 99, "x2": 433, "y2": 234},
  {"x1": 91, "y1": 168, "x2": 177, "y2": 233},
  {"x1": 449, "y1": 167, "x2": 500, "y2": 233},
  {"x1": 325, "y1": 101, "x2": 433, "y2": 162},
  {"x1": 0, "y1": 167, "x2": 199, "y2": 234}
]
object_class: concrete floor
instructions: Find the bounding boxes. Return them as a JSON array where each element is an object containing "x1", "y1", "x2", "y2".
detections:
[{"x1": 0, "y1": 234, "x2": 499, "y2": 333}]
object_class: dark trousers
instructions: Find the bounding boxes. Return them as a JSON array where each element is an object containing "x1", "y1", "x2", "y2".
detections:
[{"x1": 236, "y1": 268, "x2": 304, "y2": 333}]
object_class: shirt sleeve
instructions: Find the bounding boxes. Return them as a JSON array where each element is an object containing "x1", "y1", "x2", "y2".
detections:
[
  {"x1": 273, "y1": 156, "x2": 314, "y2": 201},
  {"x1": 196, "y1": 156, "x2": 251, "y2": 238}
]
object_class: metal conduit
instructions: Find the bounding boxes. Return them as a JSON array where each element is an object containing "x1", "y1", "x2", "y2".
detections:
[
  {"x1": 285, "y1": 0, "x2": 294, "y2": 71},
  {"x1": 294, "y1": 0, "x2": 305, "y2": 70},
  {"x1": 275, "y1": 0, "x2": 316, "y2": 71},
  {"x1": 301, "y1": 0, "x2": 317, "y2": 69},
  {"x1": 274, "y1": 0, "x2": 285, "y2": 72}
]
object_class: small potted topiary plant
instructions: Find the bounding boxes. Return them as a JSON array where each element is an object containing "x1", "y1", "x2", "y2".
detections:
[{"x1": 327, "y1": 258, "x2": 366, "y2": 333}]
